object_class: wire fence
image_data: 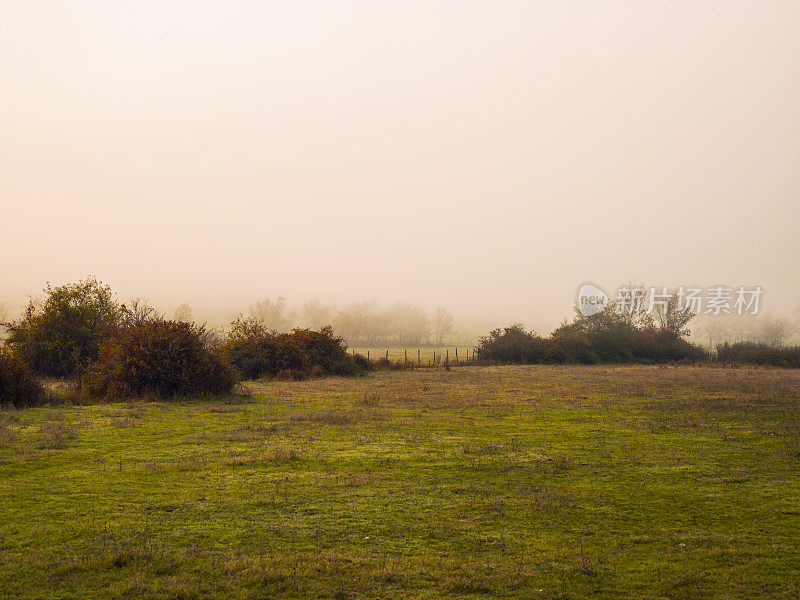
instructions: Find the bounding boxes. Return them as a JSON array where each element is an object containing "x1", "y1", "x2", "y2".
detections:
[{"x1": 349, "y1": 346, "x2": 477, "y2": 365}]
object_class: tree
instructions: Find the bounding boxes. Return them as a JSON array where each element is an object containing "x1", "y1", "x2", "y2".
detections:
[
  {"x1": 249, "y1": 296, "x2": 295, "y2": 332},
  {"x1": 299, "y1": 299, "x2": 336, "y2": 330},
  {"x1": 123, "y1": 297, "x2": 161, "y2": 326},
  {"x1": 643, "y1": 288, "x2": 695, "y2": 340},
  {"x1": 333, "y1": 301, "x2": 379, "y2": 345},
  {"x1": 432, "y1": 306, "x2": 455, "y2": 345},
  {"x1": 173, "y1": 303, "x2": 194, "y2": 322},
  {"x1": 6, "y1": 277, "x2": 120, "y2": 378},
  {"x1": 385, "y1": 303, "x2": 429, "y2": 346},
  {"x1": 752, "y1": 312, "x2": 791, "y2": 346}
]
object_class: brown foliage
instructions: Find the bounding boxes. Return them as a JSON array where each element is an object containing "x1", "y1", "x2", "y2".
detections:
[{"x1": 84, "y1": 318, "x2": 237, "y2": 399}]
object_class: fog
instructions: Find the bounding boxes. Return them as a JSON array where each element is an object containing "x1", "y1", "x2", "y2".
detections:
[{"x1": 2, "y1": 1, "x2": 799, "y2": 334}]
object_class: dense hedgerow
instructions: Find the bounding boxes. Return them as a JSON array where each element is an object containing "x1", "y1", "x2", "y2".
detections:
[
  {"x1": 223, "y1": 318, "x2": 370, "y2": 380},
  {"x1": 477, "y1": 314, "x2": 707, "y2": 366},
  {"x1": 84, "y1": 318, "x2": 237, "y2": 399},
  {"x1": 0, "y1": 348, "x2": 50, "y2": 407},
  {"x1": 716, "y1": 342, "x2": 800, "y2": 368}
]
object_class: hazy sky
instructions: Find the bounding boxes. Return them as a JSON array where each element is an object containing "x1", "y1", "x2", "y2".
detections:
[{"x1": 2, "y1": 1, "x2": 799, "y2": 331}]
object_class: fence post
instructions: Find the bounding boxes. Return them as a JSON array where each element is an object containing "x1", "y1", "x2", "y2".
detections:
[
  {"x1": 404, "y1": 349, "x2": 407, "y2": 363},
  {"x1": 446, "y1": 349, "x2": 449, "y2": 366},
  {"x1": 367, "y1": 350, "x2": 370, "y2": 360},
  {"x1": 455, "y1": 347, "x2": 458, "y2": 364},
  {"x1": 385, "y1": 350, "x2": 389, "y2": 361}
]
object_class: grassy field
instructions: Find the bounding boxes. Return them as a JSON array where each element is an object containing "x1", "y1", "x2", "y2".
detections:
[{"x1": 1, "y1": 365, "x2": 799, "y2": 599}]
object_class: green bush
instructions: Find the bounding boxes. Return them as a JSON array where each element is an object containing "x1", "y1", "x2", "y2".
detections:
[
  {"x1": 0, "y1": 348, "x2": 49, "y2": 407},
  {"x1": 84, "y1": 318, "x2": 237, "y2": 399},
  {"x1": 6, "y1": 277, "x2": 119, "y2": 378},
  {"x1": 478, "y1": 314, "x2": 707, "y2": 365},
  {"x1": 475, "y1": 324, "x2": 552, "y2": 363}
]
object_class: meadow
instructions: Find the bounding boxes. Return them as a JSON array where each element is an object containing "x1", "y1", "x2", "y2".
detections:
[{"x1": 1, "y1": 365, "x2": 799, "y2": 599}]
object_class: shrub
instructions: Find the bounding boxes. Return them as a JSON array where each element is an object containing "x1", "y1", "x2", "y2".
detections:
[
  {"x1": 84, "y1": 318, "x2": 237, "y2": 399},
  {"x1": 630, "y1": 328, "x2": 707, "y2": 363},
  {"x1": 0, "y1": 348, "x2": 49, "y2": 407},
  {"x1": 6, "y1": 277, "x2": 120, "y2": 378},
  {"x1": 278, "y1": 327, "x2": 365, "y2": 376},
  {"x1": 222, "y1": 318, "x2": 369, "y2": 380},
  {"x1": 475, "y1": 324, "x2": 552, "y2": 363},
  {"x1": 550, "y1": 312, "x2": 636, "y2": 363},
  {"x1": 716, "y1": 342, "x2": 800, "y2": 368},
  {"x1": 222, "y1": 317, "x2": 280, "y2": 379}
]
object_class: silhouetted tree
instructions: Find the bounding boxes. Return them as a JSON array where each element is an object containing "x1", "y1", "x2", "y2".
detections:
[{"x1": 123, "y1": 297, "x2": 161, "y2": 326}]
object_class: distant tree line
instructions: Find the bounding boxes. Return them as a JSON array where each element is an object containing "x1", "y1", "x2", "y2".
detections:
[
  {"x1": 247, "y1": 297, "x2": 456, "y2": 346},
  {"x1": 691, "y1": 312, "x2": 799, "y2": 348}
]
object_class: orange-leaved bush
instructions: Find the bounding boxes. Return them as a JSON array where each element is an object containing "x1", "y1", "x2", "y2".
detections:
[
  {"x1": 223, "y1": 318, "x2": 369, "y2": 380},
  {"x1": 85, "y1": 318, "x2": 237, "y2": 399},
  {"x1": 0, "y1": 347, "x2": 50, "y2": 407}
]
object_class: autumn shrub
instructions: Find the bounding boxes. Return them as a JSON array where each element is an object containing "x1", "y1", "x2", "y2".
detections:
[
  {"x1": 84, "y1": 318, "x2": 237, "y2": 399},
  {"x1": 0, "y1": 348, "x2": 50, "y2": 407},
  {"x1": 223, "y1": 318, "x2": 281, "y2": 379},
  {"x1": 222, "y1": 318, "x2": 369, "y2": 380},
  {"x1": 278, "y1": 326, "x2": 366, "y2": 376}
]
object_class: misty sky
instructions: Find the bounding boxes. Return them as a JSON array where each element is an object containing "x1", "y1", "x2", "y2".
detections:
[{"x1": 2, "y1": 1, "x2": 799, "y2": 332}]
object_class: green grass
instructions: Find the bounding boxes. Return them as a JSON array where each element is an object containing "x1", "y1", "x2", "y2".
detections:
[{"x1": 1, "y1": 365, "x2": 799, "y2": 599}]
